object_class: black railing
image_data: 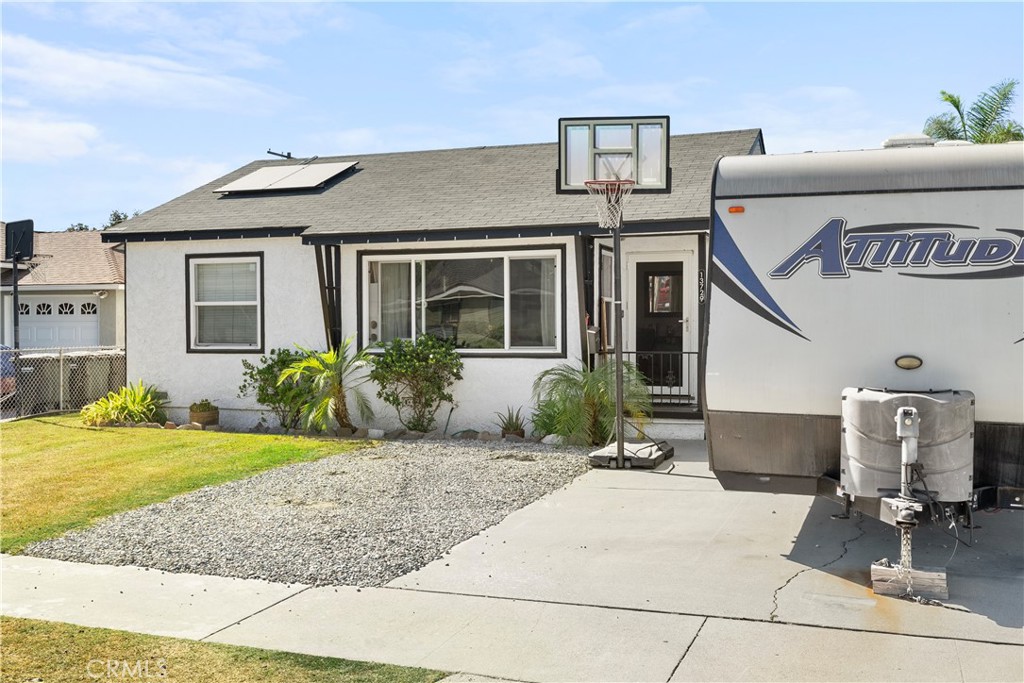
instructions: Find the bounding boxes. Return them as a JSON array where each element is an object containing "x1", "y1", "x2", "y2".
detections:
[{"x1": 601, "y1": 350, "x2": 699, "y2": 407}]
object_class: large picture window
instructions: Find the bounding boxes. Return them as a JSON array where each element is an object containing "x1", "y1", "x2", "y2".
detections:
[
  {"x1": 187, "y1": 254, "x2": 262, "y2": 352},
  {"x1": 365, "y1": 250, "x2": 560, "y2": 353}
]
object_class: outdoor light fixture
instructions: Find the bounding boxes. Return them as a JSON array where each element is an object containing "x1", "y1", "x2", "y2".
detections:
[{"x1": 895, "y1": 355, "x2": 923, "y2": 370}]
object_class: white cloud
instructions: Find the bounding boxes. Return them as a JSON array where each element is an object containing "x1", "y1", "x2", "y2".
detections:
[
  {"x1": 306, "y1": 124, "x2": 489, "y2": 156},
  {"x1": 587, "y1": 78, "x2": 710, "y2": 108},
  {"x1": 622, "y1": 5, "x2": 710, "y2": 32},
  {"x1": 440, "y1": 57, "x2": 499, "y2": 94},
  {"x1": 437, "y1": 37, "x2": 603, "y2": 92},
  {"x1": 1, "y1": 111, "x2": 99, "y2": 162},
  {"x1": 2, "y1": 34, "x2": 283, "y2": 112},
  {"x1": 685, "y1": 85, "x2": 904, "y2": 153},
  {"x1": 514, "y1": 39, "x2": 604, "y2": 81},
  {"x1": 78, "y1": 2, "x2": 328, "y2": 69}
]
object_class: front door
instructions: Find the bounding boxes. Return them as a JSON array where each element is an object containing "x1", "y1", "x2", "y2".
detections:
[{"x1": 635, "y1": 262, "x2": 688, "y2": 398}]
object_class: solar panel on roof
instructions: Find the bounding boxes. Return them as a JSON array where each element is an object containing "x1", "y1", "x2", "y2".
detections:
[{"x1": 214, "y1": 161, "x2": 357, "y2": 194}]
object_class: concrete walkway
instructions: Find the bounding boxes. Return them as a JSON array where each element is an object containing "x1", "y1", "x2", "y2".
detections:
[{"x1": 3, "y1": 441, "x2": 1022, "y2": 682}]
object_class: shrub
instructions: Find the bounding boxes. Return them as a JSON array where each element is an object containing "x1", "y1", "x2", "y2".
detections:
[
  {"x1": 277, "y1": 337, "x2": 374, "y2": 434},
  {"x1": 369, "y1": 334, "x2": 464, "y2": 433},
  {"x1": 189, "y1": 399, "x2": 217, "y2": 412},
  {"x1": 495, "y1": 405, "x2": 526, "y2": 435},
  {"x1": 238, "y1": 348, "x2": 315, "y2": 432},
  {"x1": 531, "y1": 361, "x2": 651, "y2": 446},
  {"x1": 81, "y1": 380, "x2": 168, "y2": 426}
]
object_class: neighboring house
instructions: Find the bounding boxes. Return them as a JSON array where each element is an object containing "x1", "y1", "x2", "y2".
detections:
[
  {"x1": 0, "y1": 230, "x2": 125, "y2": 349},
  {"x1": 101, "y1": 122, "x2": 764, "y2": 431}
]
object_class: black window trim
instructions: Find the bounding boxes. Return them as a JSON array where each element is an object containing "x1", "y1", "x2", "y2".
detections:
[{"x1": 185, "y1": 251, "x2": 265, "y2": 355}]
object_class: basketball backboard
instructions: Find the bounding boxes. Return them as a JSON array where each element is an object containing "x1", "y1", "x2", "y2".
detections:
[
  {"x1": 4, "y1": 219, "x2": 34, "y2": 260},
  {"x1": 557, "y1": 116, "x2": 670, "y2": 193}
]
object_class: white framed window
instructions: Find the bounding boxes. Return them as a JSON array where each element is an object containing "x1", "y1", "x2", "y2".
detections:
[
  {"x1": 187, "y1": 253, "x2": 262, "y2": 352},
  {"x1": 364, "y1": 249, "x2": 561, "y2": 354}
]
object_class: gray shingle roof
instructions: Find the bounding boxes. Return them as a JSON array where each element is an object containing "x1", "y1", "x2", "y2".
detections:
[
  {"x1": 103, "y1": 128, "x2": 762, "y2": 239},
  {"x1": 1, "y1": 230, "x2": 124, "y2": 287}
]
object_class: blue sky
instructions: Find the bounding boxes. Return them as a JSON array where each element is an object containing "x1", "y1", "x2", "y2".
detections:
[{"x1": 3, "y1": 2, "x2": 1022, "y2": 232}]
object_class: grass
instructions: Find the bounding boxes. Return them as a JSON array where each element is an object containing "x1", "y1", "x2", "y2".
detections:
[
  {"x1": 0, "y1": 414, "x2": 370, "y2": 553},
  {"x1": 0, "y1": 616, "x2": 448, "y2": 683}
]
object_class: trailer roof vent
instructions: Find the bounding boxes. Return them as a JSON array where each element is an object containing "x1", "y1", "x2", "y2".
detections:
[
  {"x1": 934, "y1": 139, "x2": 975, "y2": 147},
  {"x1": 882, "y1": 133, "x2": 937, "y2": 149}
]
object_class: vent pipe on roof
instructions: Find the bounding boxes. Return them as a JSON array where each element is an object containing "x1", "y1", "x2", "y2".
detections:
[
  {"x1": 266, "y1": 149, "x2": 293, "y2": 159},
  {"x1": 882, "y1": 133, "x2": 937, "y2": 149}
]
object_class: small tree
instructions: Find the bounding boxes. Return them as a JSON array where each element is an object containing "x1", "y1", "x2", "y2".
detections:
[
  {"x1": 532, "y1": 361, "x2": 652, "y2": 446},
  {"x1": 238, "y1": 348, "x2": 316, "y2": 432},
  {"x1": 924, "y1": 79, "x2": 1024, "y2": 144},
  {"x1": 369, "y1": 334, "x2": 464, "y2": 433},
  {"x1": 278, "y1": 337, "x2": 374, "y2": 433}
]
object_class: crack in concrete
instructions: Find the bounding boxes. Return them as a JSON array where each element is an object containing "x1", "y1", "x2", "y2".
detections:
[
  {"x1": 769, "y1": 513, "x2": 867, "y2": 622},
  {"x1": 198, "y1": 585, "x2": 312, "y2": 642},
  {"x1": 666, "y1": 616, "x2": 707, "y2": 682}
]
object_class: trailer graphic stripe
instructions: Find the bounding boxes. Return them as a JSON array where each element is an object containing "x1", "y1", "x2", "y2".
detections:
[{"x1": 712, "y1": 213, "x2": 804, "y2": 338}]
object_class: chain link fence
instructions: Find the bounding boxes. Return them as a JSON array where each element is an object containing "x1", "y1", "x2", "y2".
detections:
[{"x1": 0, "y1": 346, "x2": 126, "y2": 421}]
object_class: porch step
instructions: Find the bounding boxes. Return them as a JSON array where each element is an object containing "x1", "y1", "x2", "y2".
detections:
[{"x1": 642, "y1": 417, "x2": 705, "y2": 441}]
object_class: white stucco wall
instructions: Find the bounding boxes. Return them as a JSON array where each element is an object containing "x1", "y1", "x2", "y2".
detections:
[
  {"x1": 125, "y1": 237, "x2": 325, "y2": 428},
  {"x1": 127, "y1": 235, "x2": 585, "y2": 432}
]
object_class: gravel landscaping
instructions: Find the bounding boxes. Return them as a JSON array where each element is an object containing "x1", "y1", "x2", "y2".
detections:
[{"x1": 25, "y1": 440, "x2": 589, "y2": 587}]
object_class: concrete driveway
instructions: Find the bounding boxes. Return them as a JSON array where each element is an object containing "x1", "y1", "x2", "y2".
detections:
[{"x1": 4, "y1": 440, "x2": 1022, "y2": 682}]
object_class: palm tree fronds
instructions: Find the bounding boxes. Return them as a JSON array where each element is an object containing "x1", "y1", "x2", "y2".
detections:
[{"x1": 925, "y1": 79, "x2": 1023, "y2": 144}]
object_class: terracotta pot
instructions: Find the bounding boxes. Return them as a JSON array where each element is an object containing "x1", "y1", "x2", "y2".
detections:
[{"x1": 501, "y1": 429, "x2": 526, "y2": 439}]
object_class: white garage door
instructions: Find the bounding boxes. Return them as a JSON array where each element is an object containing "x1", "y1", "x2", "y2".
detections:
[{"x1": 17, "y1": 295, "x2": 100, "y2": 349}]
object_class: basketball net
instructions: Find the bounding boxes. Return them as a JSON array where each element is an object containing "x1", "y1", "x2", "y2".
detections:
[{"x1": 585, "y1": 179, "x2": 635, "y2": 230}]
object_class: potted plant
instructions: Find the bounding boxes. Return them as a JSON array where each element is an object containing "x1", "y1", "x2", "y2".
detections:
[
  {"x1": 496, "y1": 405, "x2": 526, "y2": 439},
  {"x1": 189, "y1": 399, "x2": 219, "y2": 426}
]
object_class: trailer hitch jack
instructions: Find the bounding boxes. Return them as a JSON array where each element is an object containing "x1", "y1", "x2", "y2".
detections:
[{"x1": 872, "y1": 407, "x2": 949, "y2": 600}]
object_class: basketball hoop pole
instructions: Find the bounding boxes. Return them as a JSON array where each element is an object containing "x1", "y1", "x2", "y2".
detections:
[
  {"x1": 585, "y1": 180, "x2": 635, "y2": 468},
  {"x1": 611, "y1": 214, "x2": 625, "y2": 468}
]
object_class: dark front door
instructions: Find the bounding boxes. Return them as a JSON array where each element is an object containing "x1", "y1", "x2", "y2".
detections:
[{"x1": 635, "y1": 262, "x2": 687, "y2": 396}]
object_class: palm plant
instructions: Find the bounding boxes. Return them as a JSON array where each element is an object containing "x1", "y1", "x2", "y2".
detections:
[
  {"x1": 923, "y1": 79, "x2": 1024, "y2": 144},
  {"x1": 531, "y1": 360, "x2": 652, "y2": 447},
  {"x1": 277, "y1": 337, "x2": 374, "y2": 433}
]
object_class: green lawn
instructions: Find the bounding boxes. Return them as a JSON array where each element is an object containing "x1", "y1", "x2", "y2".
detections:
[
  {"x1": 0, "y1": 617, "x2": 447, "y2": 683},
  {"x1": 0, "y1": 414, "x2": 370, "y2": 553}
]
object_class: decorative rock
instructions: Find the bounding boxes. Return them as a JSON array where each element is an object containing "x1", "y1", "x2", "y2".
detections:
[
  {"x1": 422, "y1": 430, "x2": 446, "y2": 441},
  {"x1": 204, "y1": 425, "x2": 222, "y2": 432},
  {"x1": 190, "y1": 422, "x2": 205, "y2": 429},
  {"x1": 400, "y1": 431, "x2": 425, "y2": 440},
  {"x1": 457, "y1": 430, "x2": 479, "y2": 440},
  {"x1": 335, "y1": 427, "x2": 354, "y2": 438},
  {"x1": 541, "y1": 434, "x2": 562, "y2": 445},
  {"x1": 24, "y1": 440, "x2": 590, "y2": 589},
  {"x1": 478, "y1": 431, "x2": 500, "y2": 442},
  {"x1": 383, "y1": 429, "x2": 406, "y2": 440},
  {"x1": 353, "y1": 428, "x2": 369, "y2": 439},
  {"x1": 140, "y1": 422, "x2": 162, "y2": 429},
  {"x1": 367, "y1": 428, "x2": 385, "y2": 439},
  {"x1": 504, "y1": 433, "x2": 524, "y2": 442},
  {"x1": 176, "y1": 424, "x2": 201, "y2": 430},
  {"x1": 163, "y1": 422, "x2": 176, "y2": 430}
]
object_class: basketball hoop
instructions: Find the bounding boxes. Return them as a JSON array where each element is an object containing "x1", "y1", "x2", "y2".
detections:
[{"x1": 585, "y1": 179, "x2": 635, "y2": 230}]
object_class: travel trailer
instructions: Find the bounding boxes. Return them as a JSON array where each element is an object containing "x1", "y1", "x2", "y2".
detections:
[{"x1": 704, "y1": 141, "x2": 1023, "y2": 526}]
